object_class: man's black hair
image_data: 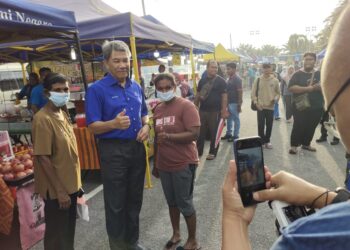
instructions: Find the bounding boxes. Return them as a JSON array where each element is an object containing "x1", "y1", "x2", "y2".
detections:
[
  {"x1": 303, "y1": 52, "x2": 317, "y2": 60},
  {"x1": 206, "y1": 59, "x2": 217, "y2": 68},
  {"x1": 39, "y1": 67, "x2": 52, "y2": 76},
  {"x1": 43, "y1": 73, "x2": 68, "y2": 91},
  {"x1": 226, "y1": 62, "x2": 237, "y2": 69}
]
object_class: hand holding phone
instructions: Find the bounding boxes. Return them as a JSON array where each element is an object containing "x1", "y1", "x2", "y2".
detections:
[{"x1": 234, "y1": 136, "x2": 266, "y2": 207}]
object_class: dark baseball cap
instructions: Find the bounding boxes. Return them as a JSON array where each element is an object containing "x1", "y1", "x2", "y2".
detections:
[{"x1": 262, "y1": 63, "x2": 272, "y2": 68}]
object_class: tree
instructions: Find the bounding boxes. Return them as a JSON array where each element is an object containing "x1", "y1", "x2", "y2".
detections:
[
  {"x1": 258, "y1": 44, "x2": 281, "y2": 57},
  {"x1": 315, "y1": 0, "x2": 349, "y2": 50},
  {"x1": 236, "y1": 43, "x2": 258, "y2": 57},
  {"x1": 283, "y1": 34, "x2": 314, "y2": 54}
]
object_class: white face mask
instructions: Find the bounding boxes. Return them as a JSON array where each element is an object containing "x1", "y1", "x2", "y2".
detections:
[
  {"x1": 49, "y1": 92, "x2": 70, "y2": 107},
  {"x1": 157, "y1": 90, "x2": 175, "y2": 102}
]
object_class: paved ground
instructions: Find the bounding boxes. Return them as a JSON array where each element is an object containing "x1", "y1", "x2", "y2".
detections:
[{"x1": 14, "y1": 91, "x2": 349, "y2": 250}]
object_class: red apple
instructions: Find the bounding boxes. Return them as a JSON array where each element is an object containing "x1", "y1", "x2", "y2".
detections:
[
  {"x1": 1, "y1": 163, "x2": 12, "y2": 174},
  {"x1": 13, "y1": 163, "x2": 25, "y2": 173},
  {"x1": 24, "y1": 169, "x2": 33, "y2": 175},
  {"x1": 16, "y1": 172, "x2": 26, "y2": 179},
  {"x1": 23, "y1": 159, "x2": 33, "y2": 169},
  {"x1": 22, "y1": 154, "x2": 31, "y2": 161},
  {"x1": 3, "y1": 173, "x2": 14, "y2": 180}
]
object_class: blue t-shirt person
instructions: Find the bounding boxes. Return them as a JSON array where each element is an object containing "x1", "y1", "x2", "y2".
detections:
[
  {"x1": 85, "y1": 73, "x2": 148, "y2": 140},
  {"x1": 30, "y1": 84, "x2": 48, "y2": 110},
  {"x1": 272, "y1": 201, "x2": 350, "y2": 250}
]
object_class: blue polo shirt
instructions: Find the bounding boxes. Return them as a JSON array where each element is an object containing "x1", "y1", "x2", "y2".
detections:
[
  {"x1": 30, "y1": 84, "x2": 48, "y2": 109},
  {"x1": 85, "y1": 74, "x2": 148, "y2": 139}
]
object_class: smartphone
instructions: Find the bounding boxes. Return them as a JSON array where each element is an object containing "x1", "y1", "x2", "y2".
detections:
[{"x1": 234, "y1": 136, "x2": 266, "y2": 207}]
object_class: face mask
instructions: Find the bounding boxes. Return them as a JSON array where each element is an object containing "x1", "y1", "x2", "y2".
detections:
[
  {"x1": 49, "y1": 92, "x2": 70, "y2": 107},
  {"x1": 157, "y1": 90, "x2": 175, "y2": 102}
]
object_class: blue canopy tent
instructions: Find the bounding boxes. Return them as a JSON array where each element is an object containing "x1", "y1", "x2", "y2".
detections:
[{"x1": 0, "y1": 0, "x2": 87, "y2": 88}]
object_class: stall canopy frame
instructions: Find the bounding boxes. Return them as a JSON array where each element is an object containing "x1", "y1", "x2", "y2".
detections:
[{"x1": 0, "y1": 0, "x2": 87, "y2": 89}]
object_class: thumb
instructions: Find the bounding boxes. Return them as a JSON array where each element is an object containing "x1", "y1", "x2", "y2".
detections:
[
  {"x1": 253, "y1": 188, "x2": 278, "y2": 202},
  {"x1": 117, "y1": 109, "x2": 126, "y2": 117},
  {"x1": 223, "y1": 160, "x2": 237, "y2": 191}
]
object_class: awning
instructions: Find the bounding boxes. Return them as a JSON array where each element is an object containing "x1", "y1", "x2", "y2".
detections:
[{"x1": 203, "y1": 43, "x2": 240, "y2": 62}]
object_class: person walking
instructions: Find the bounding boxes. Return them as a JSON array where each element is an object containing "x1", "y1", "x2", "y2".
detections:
[
  {"x1": 85, "y1": 40, "x2": 150, "y2": 250},
  {"x1": 251, "y1": 63, "x2": 280, "y2": 149},
  {"x1": 194, "y1": 60, "x2": 228, "y2": 160},
  {"x1": 221, "y1": 63, "x2": 242, "y2": 142},
  {"x1": 152, "y1": 73, "x2": 201, "y2": 250},
  {"x1": 288, "y1": 52, "x2": 324, "y2": 155}
]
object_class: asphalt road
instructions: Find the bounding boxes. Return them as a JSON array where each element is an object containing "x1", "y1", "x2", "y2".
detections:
[{"x1": 29, "y1": 91, "x2": 347, "y2": 250}]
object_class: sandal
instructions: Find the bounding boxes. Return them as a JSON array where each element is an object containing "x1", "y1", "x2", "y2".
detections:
[
  {"x1": 302, "y1": 145, "x2": 317, "y2": 152},
  {"x1": 206, "y1": 154, "x2": 215, "y2": 160},
  {"x1": 289, "y1": 148, "x2": 297, "y2": 155},
  {"x1": 165, "y1": 239, "x2": 181, "y2": 249},
  {"x1": 176, "y1": 246, "x2": 201, "y2": 250}
]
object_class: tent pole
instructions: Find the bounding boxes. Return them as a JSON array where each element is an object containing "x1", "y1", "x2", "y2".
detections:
[
  {"x1": 130, "y1": 36, "x2": 140, "y2": 83},
  {"x1": 190, "y1": 47, "x2": 197, "y2": 94},
  {"x1": 20, "y1": 63, "x2": 27, "y2": 85},
  {"x1": 74, "y1": 32, "x2": 88, "y2": 90}
]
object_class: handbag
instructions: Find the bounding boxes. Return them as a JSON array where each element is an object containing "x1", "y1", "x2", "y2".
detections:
[
  {"x1": 293, "y1": 71, "x2": 315, "y2": 111},
  {"x1": 198, "y1": 76, "x2": 216, "y2": 101},
  {"x1": 251, "y1": 78, "x2": 260, "y2": 111}
]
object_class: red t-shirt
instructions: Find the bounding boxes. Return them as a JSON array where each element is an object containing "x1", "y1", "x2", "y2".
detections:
[{"x1": 153, "y1": 97, "x2": 200, "y2": 171}]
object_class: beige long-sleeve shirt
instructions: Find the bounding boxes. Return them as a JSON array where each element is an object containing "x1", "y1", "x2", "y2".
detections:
[{"x1": 251, "y1": 74, "x2": 280, "y2": 110}]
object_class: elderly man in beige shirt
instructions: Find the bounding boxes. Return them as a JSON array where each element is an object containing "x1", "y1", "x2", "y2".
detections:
[{"x1": 251, "y1": 63, "x2": 280, "y2": 149}]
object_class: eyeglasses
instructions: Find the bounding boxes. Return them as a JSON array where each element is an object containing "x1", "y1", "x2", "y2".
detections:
[{"x1": 321, "y1": 77, "x2": 350, "y2": 122}]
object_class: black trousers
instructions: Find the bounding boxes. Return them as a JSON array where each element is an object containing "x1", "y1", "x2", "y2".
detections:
[
  {"x1": 257, "y1": 109, "x2": 274, "y2": 144},
  {"x1": 44, "y1": 192, "x2": 78, "y2": 250},
  {"x1": 282, "y1": 95, "x2": 293, "y2": 120},
  {"x1": 197, "y1": 110, "x2": 220, "y2": 156},
  {"x1": 290, "y1": 108, "x2": 323, "y2": 147},
  {"x1": 98, "y1": 139, "x2": 146, "y2": 249}
]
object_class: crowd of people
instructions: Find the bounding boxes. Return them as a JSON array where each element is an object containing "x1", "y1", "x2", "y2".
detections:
[{"x1": 27, "y1": 3, "x2": 350, "y2": 249}]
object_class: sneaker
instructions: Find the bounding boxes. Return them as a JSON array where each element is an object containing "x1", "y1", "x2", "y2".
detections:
[
  {"x1": 289, "y1": 147, "x2": 297, "y2": 154},
  {"x1": 316, "y1": 136, "x2": 327, "y2": 143},
  {"x1": 265, "y1": 143, "x2": 273, "y2": 149},
  {"x1": 221, "y1": 134, "x2": 232, "y2": 140},
  {"x1": 331, "y1": 138, "x2": 340, "y2": 145},
  {"x1": 228, "y1": 136, "x2": 238, "y2": 142},
  {"x1": 275, "y1": 117, "x2": 281, "y2": 121}
]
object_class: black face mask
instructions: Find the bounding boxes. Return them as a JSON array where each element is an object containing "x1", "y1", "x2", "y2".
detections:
[{"x1": 321, "y1": 77, "x2": 350, "y2": 122}]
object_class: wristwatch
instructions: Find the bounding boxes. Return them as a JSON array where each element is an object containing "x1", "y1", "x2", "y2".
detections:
[{"x1": 331, "y1": 187, "x2": 350, "y2": 204}]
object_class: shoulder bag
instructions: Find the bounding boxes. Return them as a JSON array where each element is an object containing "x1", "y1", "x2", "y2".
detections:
[{"x1": 293, "y1": 71, "x2": 315, "y2": 111}]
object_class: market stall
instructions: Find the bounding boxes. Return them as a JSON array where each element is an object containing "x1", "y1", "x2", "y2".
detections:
[{"x1": 0, "y1": 1, "x2": 84, "y2": 248}]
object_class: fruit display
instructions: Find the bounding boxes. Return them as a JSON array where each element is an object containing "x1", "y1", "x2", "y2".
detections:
[{"x1": 0, "y1": 148, "x2": 34, "y2": 186}]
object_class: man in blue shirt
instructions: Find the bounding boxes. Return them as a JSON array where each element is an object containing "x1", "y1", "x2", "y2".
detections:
[
  {"x1": 30, "y1": 67, "x2": 51, "y2": 113},
  {"x1": 85, "y1": 40, "x2": 150, "y2": 250}
]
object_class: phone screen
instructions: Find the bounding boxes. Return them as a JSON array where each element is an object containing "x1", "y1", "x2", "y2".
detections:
[{"x1": 237, "y1": 147, "x2": 265, "y2": 188}]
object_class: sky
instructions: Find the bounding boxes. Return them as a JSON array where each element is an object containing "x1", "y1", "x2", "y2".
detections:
[{"x1": 103, "y1": 0, "x2": 341, "y2": 50}]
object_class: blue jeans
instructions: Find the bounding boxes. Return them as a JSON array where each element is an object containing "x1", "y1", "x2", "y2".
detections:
[
  {"x1": 274, "y1": 102, "x2": 280, "y2": 118},
  {"x1": 226, "y1": 103, "x2": 240, "y2": 138}
]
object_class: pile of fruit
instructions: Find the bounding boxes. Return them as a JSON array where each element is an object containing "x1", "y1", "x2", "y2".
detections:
[{"x1": 0, "y1": 149, "x2": 34, "y2": 181}]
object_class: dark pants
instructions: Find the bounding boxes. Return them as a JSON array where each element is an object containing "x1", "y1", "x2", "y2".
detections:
[
  {"x1": 44, "y1": 192, "x2": 78, "y2": 250},
  {"x1": 98, "y1": 139, "x2": 146, "y2": 250},
  {"x1": 282, "y1": 95, "x2": 293, "y2": 120},
  {"x1": 197, "y1": 110, "x2": 220, "y2": 156},
  {"x1": 257, "y1": 109, "x2": 274, "y2": 144},
  {"x1": 291, "y1": 108, "x2": 323, "y2": 147}
]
